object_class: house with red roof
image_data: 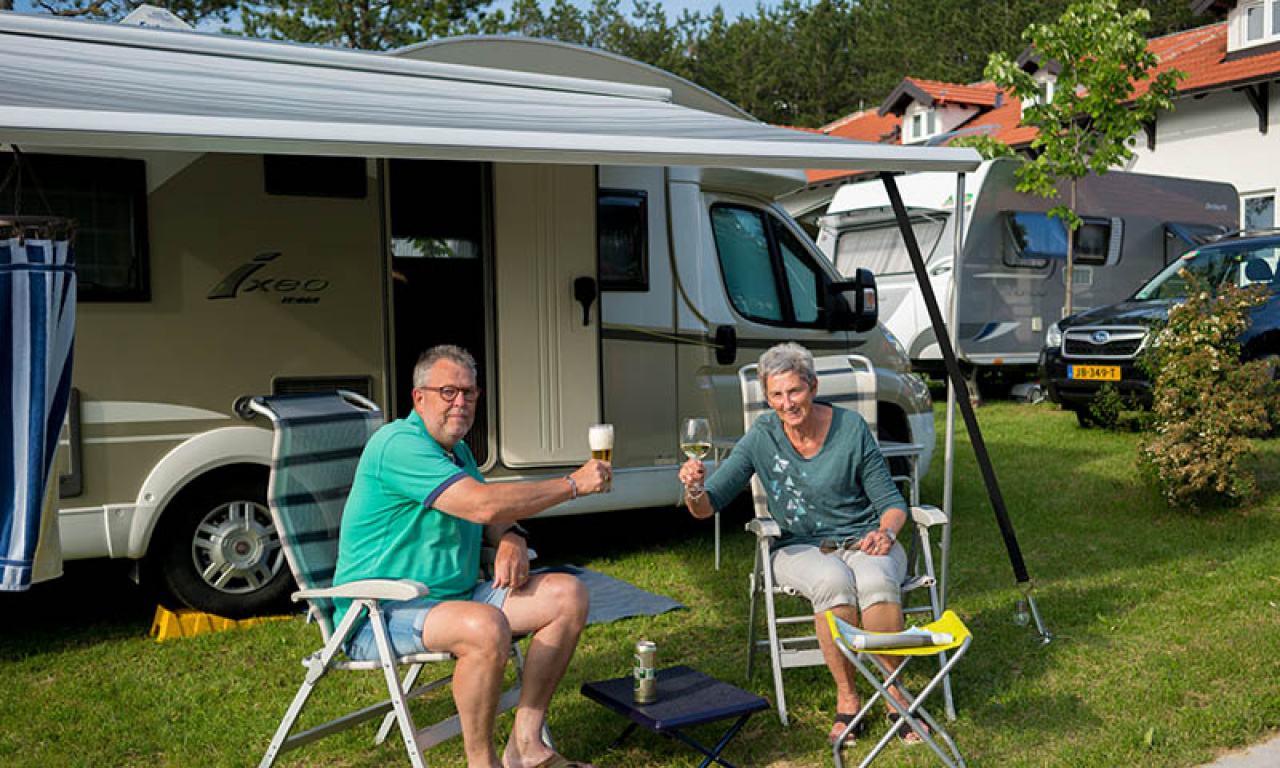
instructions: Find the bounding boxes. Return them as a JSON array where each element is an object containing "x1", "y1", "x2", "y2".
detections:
[{"x1": 785, "y1": 0, "x2": 1280, "y2": 228}]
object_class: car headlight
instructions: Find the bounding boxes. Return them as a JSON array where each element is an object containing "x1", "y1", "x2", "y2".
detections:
[{"x1": 1045, "y1": 322, "x2": 1063, "y2": 349}]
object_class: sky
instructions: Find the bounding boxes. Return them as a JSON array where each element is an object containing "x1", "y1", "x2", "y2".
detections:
[{"x1": 490, "y1": 0, "x2": 781, "y2": 21}]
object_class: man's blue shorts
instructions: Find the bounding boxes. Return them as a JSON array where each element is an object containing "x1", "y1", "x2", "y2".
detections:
[{"x1": 344, "y1": 581, "x2": 510, "y2": 661}]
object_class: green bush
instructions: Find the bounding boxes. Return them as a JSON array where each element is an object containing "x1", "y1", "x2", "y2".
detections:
[
  {"x1": 1137, "y1": 272, "x2": 1275, "y2": 508},
  {"x1": 1087, "y1": 382, "x2": 1151, "y2": 431}
]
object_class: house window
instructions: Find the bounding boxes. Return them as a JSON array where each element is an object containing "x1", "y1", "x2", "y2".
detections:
[
  {"x1": 907, "y1": 108, "x2": 937, "y2": 142},
  {"x1": 0, "y1": 152, "x2": 150, "y2": 301},
  {"x1": 1243, "y1": 193, "x2": 1275, "y2": 230},
  {"x1": 911, "y1": 114, "x2": 923, "y2": 140},
  {"x1": 1274, "y1": 1, "x2": 1280, "y2": 34},
  {"x1": 598, "y1": 189, "x2": 648, "y2": 291},
  {"x1": 1248, "y1": 3, "x2": 1264, "y2": 41}
]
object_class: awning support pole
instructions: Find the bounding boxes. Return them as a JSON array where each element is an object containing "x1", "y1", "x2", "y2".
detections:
[{"x1": 879, "y1": 171, "x2": 1034, "y2": 591}]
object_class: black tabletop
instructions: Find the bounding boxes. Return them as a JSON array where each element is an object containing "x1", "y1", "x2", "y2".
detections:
[{"x1": 580, "y1": 665, "x2": 769, "y2": 732}]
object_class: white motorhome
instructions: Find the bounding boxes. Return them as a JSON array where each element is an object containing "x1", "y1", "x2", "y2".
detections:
[
  {"x1": 812, "y1": 159, "x2": 1238, "y2": 385},
  {"x1": 0, "y1": 14, "x2": 978, "y2": 616}
]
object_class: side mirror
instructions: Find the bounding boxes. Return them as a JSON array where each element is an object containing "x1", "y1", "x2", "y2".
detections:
[{"x1": 827, "y1": 268, "x2": 878, "y2": 333}]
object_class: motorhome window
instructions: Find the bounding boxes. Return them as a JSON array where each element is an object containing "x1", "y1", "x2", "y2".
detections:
[
  {"x1": 711, "y1": 205, "x2": 784, "y2": 323},
  {"x1": 0, "y1": 152, "x2": 150, "y2": 301},
  {"x1": 834, "y1": 216, "x2": 944, "y2": 276},
  {"x1": 390, "y1": 159, "x2": 483, "y2": 259},
  {"x1": 263, "y1": 155, "x2": 367, "y2": 198},
  {"x1": 1243, "y1": 193, "x2": 1275, "y2": 229},
  {"x1": 772, "y1": 218, "x2": 823, "y2": 325},
  {"x1": 1004, "y1": 212, "x2": 1112, "y2": 268},
  {"x1": 598, "y1": 189, "x2": 648, "y2": 291}
]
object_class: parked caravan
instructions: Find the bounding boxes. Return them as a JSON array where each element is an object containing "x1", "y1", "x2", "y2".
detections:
[
  {"x1": 813, "y1": 159, "x2": 1237, "y2": 383},
  {"x1": 0, "y1": 16, "x2": 978, "y2": 616}
]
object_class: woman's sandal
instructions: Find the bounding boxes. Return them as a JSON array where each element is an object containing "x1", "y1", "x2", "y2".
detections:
[
  {"x1": 830, "y1": 712, "x2": 867, "y2": 745},
  {"x1": 886, "y1": 711, "x2": 929, "y2": 744}
]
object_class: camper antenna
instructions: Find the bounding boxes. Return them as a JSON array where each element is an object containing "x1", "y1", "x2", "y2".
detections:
[{"x1": 879, "y1": 170, "x2": 1052, "y2": 645}]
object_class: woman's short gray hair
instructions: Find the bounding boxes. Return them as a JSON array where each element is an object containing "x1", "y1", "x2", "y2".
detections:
[
  {"x1": 758, "y1": 342, "x2": 816, "y2": 390},
  {"x1": 413, "y1": 345, "x2": 477, "y2": 388}
]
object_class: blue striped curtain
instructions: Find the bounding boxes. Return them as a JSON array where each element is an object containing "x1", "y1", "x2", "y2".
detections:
[{"x1": 1, "y1": 234, "x2": 75, "y2": 591}]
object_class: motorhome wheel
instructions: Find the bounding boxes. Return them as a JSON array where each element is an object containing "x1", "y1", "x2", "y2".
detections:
[{"x1": 152, "y1": 472, "x2": 293, "y2": 618}]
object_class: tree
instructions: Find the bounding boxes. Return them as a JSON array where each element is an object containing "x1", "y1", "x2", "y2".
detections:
[
  {"x1": 240, "y1": 0, "x2": 494, "y2": 49},
  {"x1": 985, "y1": 0, "x2": 1183, "y2": 316},
  {"x1": 23, "y1": 0, "x2": 237, "y2": 26}
]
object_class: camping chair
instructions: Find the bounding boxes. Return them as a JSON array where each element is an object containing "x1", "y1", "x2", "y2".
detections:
[
  {"x1": 248, "y1": 392, "x2": 530, "y2": 768},
  {"x1": 826, "y1": 610, "x2": 972, "y2": 768},
  {"x1": 739, "y1": 355, "x2": 949, "y2": 725}
]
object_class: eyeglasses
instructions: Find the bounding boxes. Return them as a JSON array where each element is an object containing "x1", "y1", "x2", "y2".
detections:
[{"x1": 418, "y1": 385, "x2": 483, "y2": 403}]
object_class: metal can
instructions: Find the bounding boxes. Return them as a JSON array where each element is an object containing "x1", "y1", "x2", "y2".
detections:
[{"x1": 633, "y1": 640, "x2": 657, "y2": 704}]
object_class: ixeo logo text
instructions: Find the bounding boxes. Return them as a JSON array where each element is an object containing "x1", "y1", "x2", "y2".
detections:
[{"x1": 208, "y1": 251, "x2": 330, "y2": 304}]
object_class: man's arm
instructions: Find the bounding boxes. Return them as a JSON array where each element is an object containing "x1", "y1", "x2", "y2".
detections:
[{"x1": 434, "y1": 459, "x2": 611, "y2": 525}]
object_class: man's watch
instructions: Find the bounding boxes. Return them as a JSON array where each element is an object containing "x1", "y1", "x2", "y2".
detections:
[
  {"x1": 879, "y1": 527, "x2": 896, "y2": 542},
  {"x1": 505, "y1": 523, "x2": 530, "y2": 542}
]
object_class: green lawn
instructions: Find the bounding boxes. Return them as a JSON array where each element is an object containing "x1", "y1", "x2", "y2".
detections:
[{"x1": 2, "y1": 402, "x2": 1279, "y2": 767}]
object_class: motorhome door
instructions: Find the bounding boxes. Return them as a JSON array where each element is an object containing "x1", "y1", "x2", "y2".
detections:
[{"x1": 492, "y1": 163, "x2": 601, "y2": 467}]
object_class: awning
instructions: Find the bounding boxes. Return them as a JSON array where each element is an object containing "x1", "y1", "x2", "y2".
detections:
[{"x1": 0, "y1": 13, "x2": 981, "y2": 173}]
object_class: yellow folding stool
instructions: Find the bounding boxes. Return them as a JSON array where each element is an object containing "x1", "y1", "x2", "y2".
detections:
[{"x1": 825, "y1": 610, "x2": 972, "y2": 768}]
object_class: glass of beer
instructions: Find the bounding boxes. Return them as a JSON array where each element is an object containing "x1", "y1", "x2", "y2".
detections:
[
  {"x1": 680, "y1": 417, "x2": 712, "y2": 500},
  {"x1": 589, "y1": 423, "x2": 614, "y2": 492}
]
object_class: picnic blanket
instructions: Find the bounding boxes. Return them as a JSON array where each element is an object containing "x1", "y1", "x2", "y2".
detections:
[{"x1": 535, "y1": 565, "x2": 686, "y2": 626}]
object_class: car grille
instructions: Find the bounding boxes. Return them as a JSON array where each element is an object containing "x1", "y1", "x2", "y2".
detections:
[{"x1": 1062, "y1": 326, "x2": 1148, "y2": 359}]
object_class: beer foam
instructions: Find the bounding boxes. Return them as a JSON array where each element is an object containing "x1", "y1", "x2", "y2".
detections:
[{"x1": 588, "y1": 424, "x2": 614, "y2": 450}]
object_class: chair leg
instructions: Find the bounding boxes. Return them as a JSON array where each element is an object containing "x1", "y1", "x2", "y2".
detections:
[
  {"x1": 370, "y1": 609, "x2": 429, "y2": 768},
  {"x1": 760, "y1": 548, "x2": 790, "y2": 726},
  {"x1": 258, "y1": 654, "x2": 326, "y2": 768},
  {"x1": 746, "y1": 559, "x2": 760, "y2": 682},
  {"x1": 375, "y1": 662, "x2": 424, "y2": 745}
]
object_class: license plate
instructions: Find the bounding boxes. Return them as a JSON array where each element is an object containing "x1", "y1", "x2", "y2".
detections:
[{"x1": 1068, "y1": 365, "x2": 1120, "y2": 381}]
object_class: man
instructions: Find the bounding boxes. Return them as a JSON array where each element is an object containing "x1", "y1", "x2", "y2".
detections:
[{"x1": 334, "y1": 344, "x2": 609, "y2": 768}]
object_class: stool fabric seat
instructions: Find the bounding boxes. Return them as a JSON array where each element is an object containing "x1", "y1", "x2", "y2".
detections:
[{"x1": 826, "y1": 610, "x2": 973, "y2": 768}]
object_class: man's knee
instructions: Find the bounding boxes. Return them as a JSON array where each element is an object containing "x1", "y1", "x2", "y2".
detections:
[
  {"x1": 544, "y1": 573, "x2": 589, "y2": 627},
  {"x1": 432, "y1": 604, "x2": 512, "y2": 660}
]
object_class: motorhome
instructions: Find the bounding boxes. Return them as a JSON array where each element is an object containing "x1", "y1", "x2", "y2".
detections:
[
  {"x1": 812, "y1": 159, "x2": 1238, "y2": 387},
  {"x1": 0, "y1": 15, "x2": 979, "y2": 616}
]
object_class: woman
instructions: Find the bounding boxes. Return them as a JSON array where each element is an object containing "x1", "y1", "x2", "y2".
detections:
[{"x1": 679, "y1": 342, "x2": 922, "y2": 745}]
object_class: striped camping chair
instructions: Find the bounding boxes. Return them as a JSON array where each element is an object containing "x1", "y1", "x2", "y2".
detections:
[
  {"x1": 738, "y1": 355, "x2": 947, "y2": 726},
  {"x1": 248, "y1": 392, "x2": 528, "y2": 768}
]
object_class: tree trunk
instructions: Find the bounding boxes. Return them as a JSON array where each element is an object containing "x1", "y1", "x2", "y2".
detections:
[
  {"x1": 0, "y1": 0, "x2": 13, "y2": 10},
  {"x1": 1063, "y1": 179, "x2": 1077, "y2": 318}
]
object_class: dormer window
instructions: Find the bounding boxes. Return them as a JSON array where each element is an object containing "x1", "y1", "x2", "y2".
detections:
[
  {"x1": 1233, "y1": 1, "x2": 1280, "y2": 50},
  {"x1": 907, "y1": 107, "x2": 937, "y2": 142}
]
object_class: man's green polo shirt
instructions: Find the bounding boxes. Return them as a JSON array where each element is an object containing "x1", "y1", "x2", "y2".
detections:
[{"x1": 332, "y1": 410, "x2": 484, "y2": 629}]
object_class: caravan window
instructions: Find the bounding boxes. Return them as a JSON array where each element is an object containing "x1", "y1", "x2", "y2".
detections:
[
  {"x1": 833, "y1": 216, "x2": 945, "y2": 276},
  {"x1": 598, "y1": 189, "x2": 648, "y2": 291},
  {"x1": 0, "y1": 152, "x2": 150, "y2": 302},
  {"x1": 711, "y1": 204, "x2": 827, "y2": 328},
  {"x1": 1004, "y1": 212, "x2": 1116, "y2": 269}
]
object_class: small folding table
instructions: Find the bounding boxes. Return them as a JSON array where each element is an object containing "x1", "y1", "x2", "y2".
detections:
[{"x1": 580, "y1": 665, "x2": 769, "y2": 768}]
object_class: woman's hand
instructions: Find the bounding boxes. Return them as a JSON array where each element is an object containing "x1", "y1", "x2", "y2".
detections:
[
  {"x1": 858, "y1": 528, "x2": 894, "y2": 557},
  {"x1": 678, "y1": 457, "x2": 706, "y2": 489}
]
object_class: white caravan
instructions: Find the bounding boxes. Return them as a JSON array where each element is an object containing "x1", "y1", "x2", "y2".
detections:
[
  {"x1": 0, "y1": 14, "x2": 978, "y2": 616},
  {"x1": 814, "y1": 159, "x2": 1237, "y2": 382}
]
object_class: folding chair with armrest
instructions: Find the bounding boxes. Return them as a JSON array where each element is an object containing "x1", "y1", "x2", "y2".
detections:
[
  {"x1": 249, "y1": 392, "x2": 531, "y2": 768},
  {"x1": 739, "y1": 355, "x2": 949, "y2": 726}
]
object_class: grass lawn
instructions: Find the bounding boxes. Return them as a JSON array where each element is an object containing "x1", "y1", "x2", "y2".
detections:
[{"x1": 2, "y1": 402, "x2": 1279, "y2": 767}]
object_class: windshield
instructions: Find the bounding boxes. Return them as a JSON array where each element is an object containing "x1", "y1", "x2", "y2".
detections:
[{"x1": 1134, "y1": 240, "x2": 1280, "y2": 300}]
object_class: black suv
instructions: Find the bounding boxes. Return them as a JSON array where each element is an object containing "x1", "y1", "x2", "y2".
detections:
[{"x1": 1040, "y1": 231, "x2": 1280, "y2": 425}]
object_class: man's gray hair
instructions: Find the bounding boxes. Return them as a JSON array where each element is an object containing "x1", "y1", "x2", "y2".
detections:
[
  {"x1": 414, "y1": 345, "x2": 477, "y2": 388},
  {"x1": 758, "y1": 342, "x2": 816, "y2": 390}
]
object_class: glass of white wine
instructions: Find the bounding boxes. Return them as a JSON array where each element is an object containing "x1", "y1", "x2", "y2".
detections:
[{"x1": 680, "y1": 417, "x2": 712, "y2": 500}]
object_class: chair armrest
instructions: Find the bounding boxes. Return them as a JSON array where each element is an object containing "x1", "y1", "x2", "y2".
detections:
[
  {"x1": 911, "y1": 504, "x2": 947, "y2": 528},
  {"x1": 294, "y1": 579, "x2": 430, "y2": 603},
  {"x1": 746, "y1": 517, "x2": 781, "y2": 538}
]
